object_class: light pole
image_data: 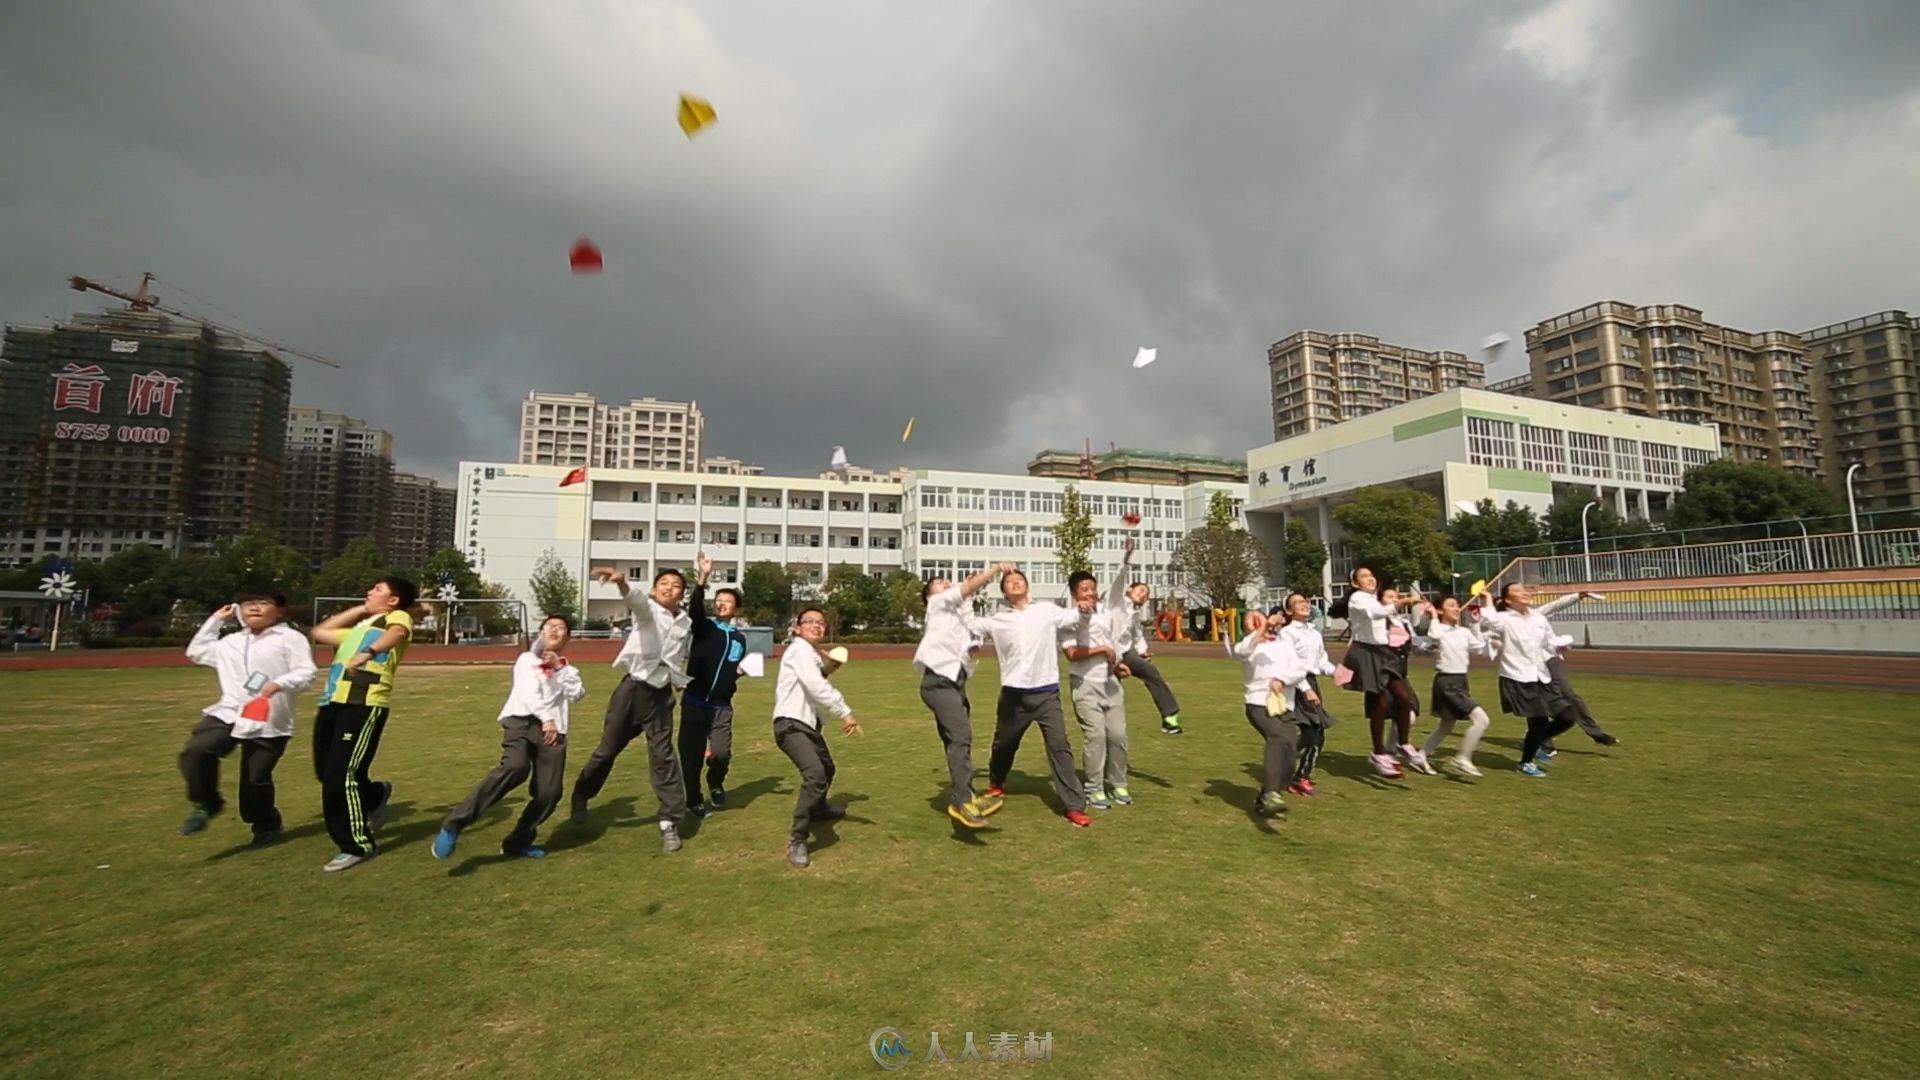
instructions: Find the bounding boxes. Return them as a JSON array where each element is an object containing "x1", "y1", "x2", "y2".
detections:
[
  {"x1": 1792, "y1": 516, "x2": 1812, "y2": 571},
  {"x1": 1581, "y1": 500, "x2": 1599, "y2": 583},
  {"x1": 1845, "y1": 462, "x2": 1864, "y2": 567}
]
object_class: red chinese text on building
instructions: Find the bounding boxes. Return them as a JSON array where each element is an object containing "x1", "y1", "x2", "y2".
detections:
[
  {"x1": 126, "y1": 370, "x2": 183, "y2": 418},
  {"x1": 52, "y1": 364, "x2": 110, "y2": 413}
]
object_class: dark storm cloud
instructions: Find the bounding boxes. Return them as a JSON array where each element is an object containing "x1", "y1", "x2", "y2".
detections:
[{"x1": 3, "y1": 1, "x2": 1914, "y2": 480}]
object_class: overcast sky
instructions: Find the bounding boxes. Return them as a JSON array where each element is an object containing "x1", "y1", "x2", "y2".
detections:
[{"x1": 4, "y1": 0, "x2": 1916, "y2": 481}]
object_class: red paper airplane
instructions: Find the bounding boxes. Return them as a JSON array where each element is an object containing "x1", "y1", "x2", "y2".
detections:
[
  {"x1": 560, "y1": 467, "x2": 588, "y2": 487},
  {"x1": 1122, "y1": 512, "x2": 1142, "y2": 527},
  {"x1": 569, "y1": 238, "x2": 604, "y2": 274}
]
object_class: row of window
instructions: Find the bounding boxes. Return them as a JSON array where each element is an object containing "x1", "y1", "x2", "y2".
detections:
[{"x1": 1471, "y1": 417, "x2": 1710, "y2": 483}]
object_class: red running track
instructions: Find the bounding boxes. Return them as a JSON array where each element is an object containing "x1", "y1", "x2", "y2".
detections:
[{"x1": 3, "y1": 639, "x2": 1916, "y2": 692}]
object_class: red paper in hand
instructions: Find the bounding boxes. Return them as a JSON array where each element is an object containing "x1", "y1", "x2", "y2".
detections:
[
  {"x1": 240, "y1": 697, "x2": 272, "y2": 722},
  {"x1": 1122, "y1": 512, "x2": 1141, "y2": 526},
  {"x1": 569, "y1": 238, "x2": 604, "y2": 274}
]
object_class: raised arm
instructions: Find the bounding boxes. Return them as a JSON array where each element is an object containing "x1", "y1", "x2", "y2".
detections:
[
  {"x1": 1107, "y1": 539, "x2": 1136, "y2": 611},
  {"x1": 185, "y1": 607, "x2": 234, "y2": 665},
  {"x1": 310, "y1": 603, "x2": 367, "y2": 647},
  {"x1": 1537, "y1": 592, "x2": 1586, "y2": 618},
  {"x1": 960, "y1": 563, "x2": 1008, "y2": 600}
]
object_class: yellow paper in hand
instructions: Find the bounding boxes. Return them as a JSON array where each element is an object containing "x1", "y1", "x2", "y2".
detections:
[
  {"x1": 677, "y1": 93, "x2": 718, "y2": 138},
  {"x1": 1469, "y1": 578, "x2": 1488, "y2": 599}
]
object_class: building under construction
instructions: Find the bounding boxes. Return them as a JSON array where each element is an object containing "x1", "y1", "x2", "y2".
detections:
[
  {"x1": 0, "y1": 309, "x2": 291, "y2": 566},
  {"x1": 1026, "y1": 446, "x2": 1249, "y2": 486}
]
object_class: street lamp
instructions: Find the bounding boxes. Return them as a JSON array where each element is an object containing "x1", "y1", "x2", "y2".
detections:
[
  {"x1": 1581, "y1": 500, "x2": 1599, "y2": 583},
  {"x1": 1845, "y1": 462, "x2": 1864, "y2": 567}
]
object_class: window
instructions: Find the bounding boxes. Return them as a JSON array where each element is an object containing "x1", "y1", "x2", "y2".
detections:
[
  {"x1": 1519, "y1": 424, "x2": 1566, "y2": 473},
  {"x1": 955, "y1": 523, "x2": 985, "y2": 547},
  {"x1": 956, "y1": 488, "x2": 986, "y2": 511},
  {"x1": 919, "y1": 560, "x2": 955, "y2": 583},
  {"x1": 919, "y1": 486, "x2": 952, "y2": 509},
  {"x1": 1030, "y1": 491, "x2": 1062, "y2": 516},
  {"x1": 989, "y1": 524, "x2": 1025, "y2": 549},
  {"x1": 1612, "y1": 438, "x2": 1643, "y2": 482},
  {"x1": 1642, "y1": 442, "x2": 1681, "y2": 485},
  {"x1": 1575, "y1": 390, "x2": 1606, "y2": 406},
  {"x1": 1569, "y1": 432, "x2": 1611, "y2": 478},
  {"x1": 989, "y1": 489, "x2": 1025, "y2": 512},
  {"x1": 1575, "y1": 348, "x2": 1601, "y2": 367},
  {"x1": 920, "y1": 523, "x2": 953, "y2": 546},
  {"x1": 1573, "y1": 327, "x2": 1598, "y2": 343},
  {"x1": 1466, "y1": 416, "x2": 1518, "y2": 468},
  {"x1": 1547, "y1": 356, "x2": 1573, "y2": 374},
  {"x1": 628, "y1": 527, "x2": 646, "y2": 541}
]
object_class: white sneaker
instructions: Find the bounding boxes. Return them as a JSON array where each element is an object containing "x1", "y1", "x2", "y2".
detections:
[
  {"x1": 1448, "y1": 757, "x2": 1483, "y2": 778},
  {"x1": 1369, "y1": 753, "x2": 1404, "y2": 778},
  {"x1": 1401, "y1": 745, "x2": 1437, "y2": 775},
  {"x1": 322, "y1": 852, "x2": 368, "y2": 873}
]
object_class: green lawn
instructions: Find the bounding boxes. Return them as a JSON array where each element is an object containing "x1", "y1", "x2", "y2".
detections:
[{"x1": 2, "y1": 658, "x2": 1917, "y2": 1078}]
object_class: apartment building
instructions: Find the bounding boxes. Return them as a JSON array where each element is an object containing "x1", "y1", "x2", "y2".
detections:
[
  {"x1": 516, "y1": 391, "x2": 704, "y2": 472},
  {"x1": 1521, "y1": 302, "x2": 1818, "y2": 478},
  {"x1": 1267, "y1": 331, "x2": 1484, "y2": 439},
  {"x1": 387, "y1": 471, "x2": 456, "y2": 566},
  {"x1": 280, "y1": 408, "x2": 396, "y2": 565},
  {"x1": 1803, "y1": 310, "x2": 1918, "y2": 511}
]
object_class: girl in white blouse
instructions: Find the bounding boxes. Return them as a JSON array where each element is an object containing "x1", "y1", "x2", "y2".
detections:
[
  {"x1": 1413, "y1": 595, "x2": 1494, "y2": 777},
  {"x1": 1335, "y1": 566, "x2": 1429, "y2": 778}
]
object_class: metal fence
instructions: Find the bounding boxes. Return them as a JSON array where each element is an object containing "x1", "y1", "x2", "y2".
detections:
[
  {"x1": 1455, "y1": 509, "x2": 1920, "y2": 575},
  {"x1": 1505, "y1": 527, "x2": 1920, "y2": 586},
  {"x1": 1531, "y1": 578, "x2": 1920, "y2": 623}
]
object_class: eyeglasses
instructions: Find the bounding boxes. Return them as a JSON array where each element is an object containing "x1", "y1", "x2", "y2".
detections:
[{"x1": 798, "y1": 618, "x2": 826, "y2": 627}]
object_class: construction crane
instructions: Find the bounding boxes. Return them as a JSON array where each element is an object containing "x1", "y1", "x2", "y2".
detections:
[{"x1": 67, "y1": 272, "x2": 341, "y2": 369}]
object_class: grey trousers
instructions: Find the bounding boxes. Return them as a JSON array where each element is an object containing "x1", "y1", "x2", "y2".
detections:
[
  {"x1": 1243, "y1": 704, "x2": 1300, "y2": 797},
  {"x1": 179, "y1": 715, "x2": 288, "y2": 837},
  {"x1": 678, "y1": 696, "x2": 734, "y2": 805},
  {"x1": 1547, "y1": 657, "x2": 1611, "y2": 743},
  {"x1": 444, "y1": 716, "x2": 568, "y2": 850},
  {"x1": 572, "y1": 677, "x2": 688, "y2": 823},
  {"x1": 1069, "y1": 674, "x2": 1128, "y2": 796},
  {"x1": 918, "y1": 668, "x2": 975, "y2": 808},
  {"x1": 988, "y1": 688, "x2": 1086, "y2": 813},
  {"x1": 1122, "y1": 650, "x2": 1181, "y2": 719},
  {"x1": 773, "y1": 717, "x2": 836, "y2": 844}
]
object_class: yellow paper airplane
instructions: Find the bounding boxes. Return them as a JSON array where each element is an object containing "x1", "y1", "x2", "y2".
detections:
[
  {"x1": 901, "y1": 417, "x2": 915, "y2": 443},
  {"x1": 1469, "y1": 578, "x2": 1488, "y2": 599},
  {"x1": 677, "y1": 93, "x2": 717, "y2": 138}
]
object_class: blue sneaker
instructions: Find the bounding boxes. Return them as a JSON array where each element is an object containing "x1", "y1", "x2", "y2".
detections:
[
  {"x1": 432, "y1": 827, "x2": 458, "y2": 860},
  {"x1": 1519, "y1": 762, "x2": 1548, "y2": 778},
  {"x1": 1537, "y1": 748, "x2": 1557, "y2": 762},
  {"x1": 508, "y1": 846, "x2": 547, "y2": 859}
]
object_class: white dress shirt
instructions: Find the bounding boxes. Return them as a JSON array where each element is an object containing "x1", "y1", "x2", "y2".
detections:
[
  {"x1": 1061, "y1": 605, "x2": 1128, "y2": 686},
  {"x1": 1279, "y1": 620, "x2": 1337, "y2": 676},
  {"x1": 185, "y1": 616, "x2": 318, "y2": 739},
  {"x1": 1345, "y1": 590, "x2": 1393, "y2": 645},
  {"x1": 774, "y1": 637, "x2": 852, "y2": 731},
  {"x1": 612, "y1": 591, "x2": 692, "y2": 688},
  {"x1": 1478, "y1": 606, "x2": 1556, "y2": 684},
  {"x1": 1422, "y1": 621, "x2": 1491, "y2": 675},
  {"x1": 1233, "y1": 629, "x2": 1309, "y2": 710},
  {"x1": 498, "y1": 649, "x2": 588, "y2": 735},
  {"x1": 982, "y1": 602, "x2": 1088, "y2": 691},
  {"x1": 1535, "y1": 593, "x2": 1584, "y2": 658},
  {"x1": 913, "y1": 585, "x2": 987, "y2": 683}
]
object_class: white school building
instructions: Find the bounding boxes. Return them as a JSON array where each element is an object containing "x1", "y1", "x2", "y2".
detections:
[
  {"x1": 456, "y1": 463, "x2": 1250, "y2": 623},
  {"x1": 1241, "y1": 388, "x2": 1723, "y2": 596}
]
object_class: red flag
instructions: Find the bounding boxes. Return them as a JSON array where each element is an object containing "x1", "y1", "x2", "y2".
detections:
[
  {"x1": 569, "y1": 238, "x2": 604, "y2": 274},
  {"x1": 240, "y1": 697, "x2": 272, "y2": 723},
  {"x1": 560, "y1": 467, "x2": 588, "y2": 487}
]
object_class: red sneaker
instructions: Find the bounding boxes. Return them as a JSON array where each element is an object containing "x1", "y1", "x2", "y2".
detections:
[
  {"x1": 1064, "y1": 809, "x2": 1092, "y2": 828},
  {"x1": 1297, "y1": 779, "x2": 1317, "y2": 796},
  {"x1": 986, "y1": 786, "x2": 1006, "y2": 799},
  {"x1": 1286, "y1": 782, "x2": 1310, "y2": 797}
]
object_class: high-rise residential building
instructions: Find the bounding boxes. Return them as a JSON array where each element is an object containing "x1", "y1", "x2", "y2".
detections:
[
  {"x1": 702, "y1": 456, "x2": 766, "y2": 476},
  {"x1": 1487, "y1": 372, "x2": 1535, "y2": 398},
  {"x1": 388, "y1": 471, "x2": 455, "y2": 567},
  {"x1": 516, "y1": 391, "x2": 704, "y2": 472},
  {"x1": 1521, "y1": 302, "x2": 1819, "y2": 478},
  {"x1": 1267, "y1": 331, "x2": 1484, "y2": 439},
  {"x1": 0, "y1": 310, "x2": 290, "y2": 567},
  {"x1": 1803, "y1": 310, "x2": 1918, "y2": 511},
  {"x1": 1027, "y1": 447, "x2": 1249, "y2": 484},
  {"x1": 279, "y1": 407, "x2": 394, "y2": 566}
]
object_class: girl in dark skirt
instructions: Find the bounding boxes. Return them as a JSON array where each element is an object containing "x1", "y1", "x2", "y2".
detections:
[
  {"x1": 1413, "y1": 595, "x2": 1493, "y2": 777},
  {"x1": 1274, "y1": 592, "x2": 1336, "y2": 796},
  {"x1": 1478, "y1": 582, "x2": 1583, "y2": 777},
  {"x1": 1336, "y1": 567, "x2": 1430, "y2": 778}
]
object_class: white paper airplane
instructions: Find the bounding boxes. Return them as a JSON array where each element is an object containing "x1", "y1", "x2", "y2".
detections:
[
  {"x1": 829, "y1": 445, "x2": 849, "y2": 474},
  {"x1": 1455, "y1": 499, "x2": 1481, "y2": 516},
  {"x1": 1132, "y1": 346, "x2": 1157, "y2": 369},
  {"x1": 1483, "y1": 332, "x2": 1511, "y2": 356}
]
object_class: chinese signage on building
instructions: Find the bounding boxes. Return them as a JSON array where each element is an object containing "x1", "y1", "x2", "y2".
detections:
[{"x1": 48, "y1": 362, "x2": 183, "y2": 445}]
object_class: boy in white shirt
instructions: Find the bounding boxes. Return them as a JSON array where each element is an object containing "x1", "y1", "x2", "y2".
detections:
[
  {"x1": 1062, "y1": 539, "x2": 1140, "y2": 810},
  {"x1": 435, "y1": 616, "x2": 587, "y2": 860},
  {"x1": 1231, "y1": 610, "x2": 1310, "y2": 819},
  {"x1": 178, "y1": 591, "x2": 317, "y2": 847},
  {"x1": 572, "y1": 567, "x2": 693, "y2": 853},
  {"x1": 979, "y1": 569, "x2": 1098, "y2": 827},
  {"x1": 914, "y1": 564, "x2": 1006, "y2": 829},
  {"x1": 774, "y1": 608, "x2": 862, "y2": 868}
]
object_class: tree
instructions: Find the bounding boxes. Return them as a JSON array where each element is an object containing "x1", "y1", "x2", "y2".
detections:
[
  {"x1": 1170, "y1": 491, "x2": 1270, "y2": 610},
  {"x1": 882, "y1": 569, "x2": 926, "y2": 627},
  {"x1": 527, "y1": 548, "x2": 579, "y2": 623},
  {"x1": 740, "y1": 561, "x2": 796, "y2": 629},
  {"x1": 312, "y1": 537, "x2": 390, "y2": 611},
  {"x1": 1447, "y1": 498, "x2": 1548, "y2": 555},
  {"x1": 214, "y1": 529, "x2": 313, "y2": 611},
  {"x1": 1331, "y1": 487, "x2": 1452, "y2": 589},
  {"x1": 415, "y1": 547, "x2": 485, "y2": 597},
  {"x1": 1052, "y1": 483, "x2": 1095, "y2": 579},
  {"x1": 1281, "y1": 519, "x2": 1328, "y2": 593},
  {"x1": 823, "y1": 564, "x2": 886, "y2": 633},
  {"x1": 1668, "y1": 459, "x2": 1844, "y2": 530},
  {"x1": 1543, "y1": 489, "x2": 1633, "y2": 546}
]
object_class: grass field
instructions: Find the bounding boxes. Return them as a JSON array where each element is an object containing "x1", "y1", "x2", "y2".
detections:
[{"x1": 3, "y1": 657, "x2": 1918, "y2": 1078}]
